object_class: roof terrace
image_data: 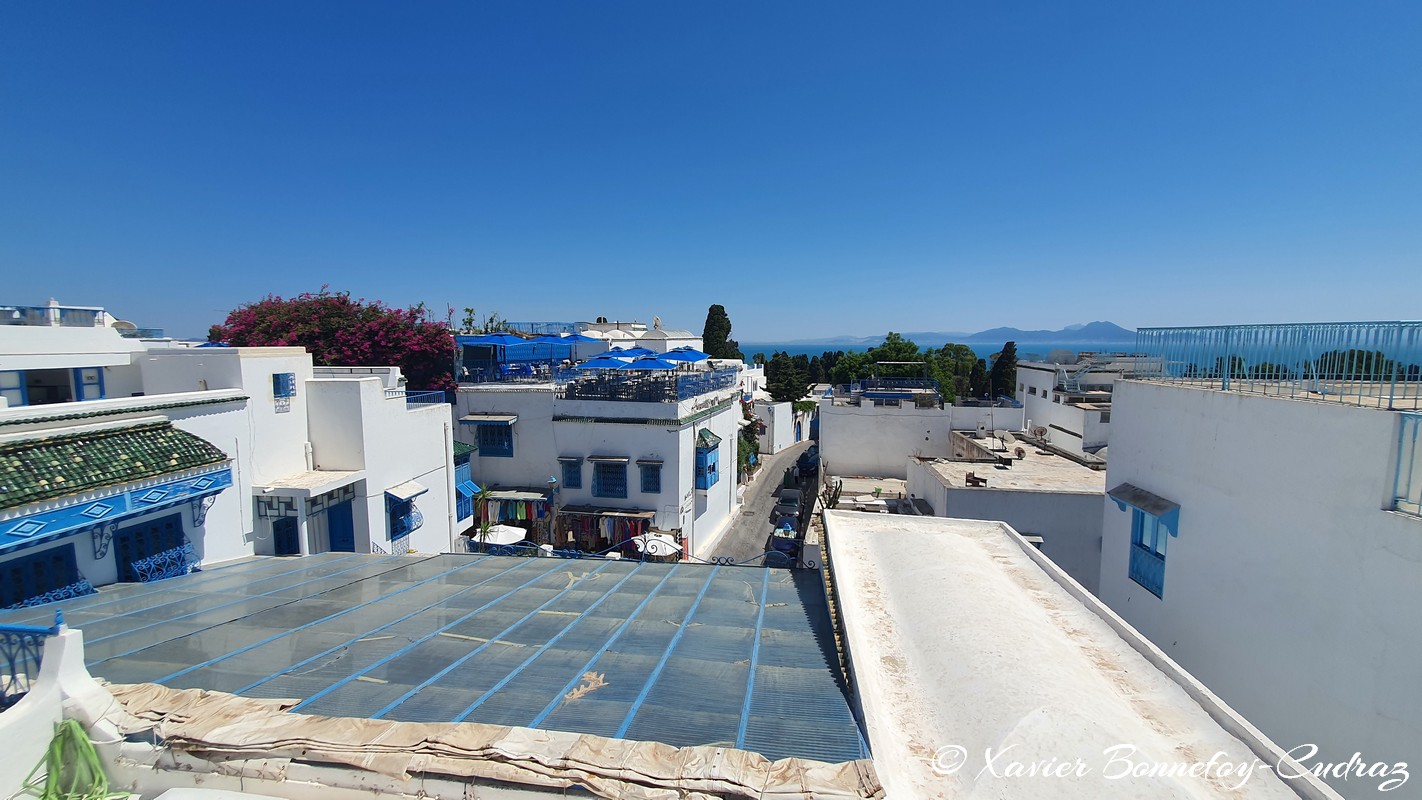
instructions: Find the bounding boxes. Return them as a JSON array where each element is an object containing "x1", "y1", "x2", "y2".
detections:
[{"x1": 1135, "y1": 322, "x2": 1422, "y2": 410}]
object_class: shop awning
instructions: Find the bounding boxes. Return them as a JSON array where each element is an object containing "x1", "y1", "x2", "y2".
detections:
[
  {"x1": 558, "y1": 505, "x2": 655, "y2": 519},
  {"x1": 459, "y1": 414, "x2": 518, "y2": 425},
  {"x1": 257, "y1": 469, "x2": 364, "y2": 498},
  {"x1": 385, "y1": 480, "x2": 430, "y2": 502}
]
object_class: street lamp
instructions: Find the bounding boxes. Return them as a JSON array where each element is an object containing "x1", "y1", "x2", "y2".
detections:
[{"x1": 546, "y1": 476, "x2": 559, "y2": 548}]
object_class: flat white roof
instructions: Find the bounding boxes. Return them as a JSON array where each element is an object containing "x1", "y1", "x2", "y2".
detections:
[
  {"x1": 825, "y1": 511, "x2": 1330, "y2": 800},
  {"x1": 919, "y1": 449, "x2": 1106, "y2": 493},
  {"x1": 255, "y1": 469, "x2": 363, "y2": 496}
]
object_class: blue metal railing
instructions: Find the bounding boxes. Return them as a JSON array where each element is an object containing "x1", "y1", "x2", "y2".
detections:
[
  {"x1": 385, "y1": 389, "x2": 447, "y2": 406},
  {"x1": 132, "y1": 540, "x2": 198, "y2": 582},
  {"x1": 1128, "y1": 545, "x2": 1165, "y2": 597},
  {"x1": 1395, "y1": 413, "x2": 1422, "y2": 517},
  {"x1": 1135, "y1": 322, "x2": 1422, "y2": 409},
  {"x1": 0, "y1": 610, "x2": 63, "y2": 709}
]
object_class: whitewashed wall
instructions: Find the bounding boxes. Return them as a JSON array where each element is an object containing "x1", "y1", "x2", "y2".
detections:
[
  {"x1": 819, "y1": 400, "x2": 1024, "y2": 479},
  {"x1": 907, "y1": 459, "x2": 1103, "y2": 594},
  {"x1": 755, "y1": 400, "x2": 793, "y2": 454},
  {"x1": 1100, "y1": 380, "x2": 1422, "y2": 788}
]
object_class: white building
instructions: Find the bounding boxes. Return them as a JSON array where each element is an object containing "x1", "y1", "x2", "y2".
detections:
[
  {"x1": 752, "y1": 399, "x2": 813, "y2": 454},
  {"x1": 0, "y1": 302, "x2": 455, "y2": 608},
  {"x1": 818, "y1": 378, "x2": 1024, "y2": 479},
  {"x1": 1097, "y1": 322, "x2": 1422, "y2": 794},
  {"x1": 452, "y1": 360, "x2": 743, "y2": 558},
  {"x1": 906, "y1": 433, "x2": 1106, "y2": 593},
  {"x1": 1016, "y1": 353, "x2": 1155, "y2": 457}
]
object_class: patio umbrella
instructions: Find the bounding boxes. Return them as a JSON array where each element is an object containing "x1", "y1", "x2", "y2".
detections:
[
  {"x1": 556, "y1": 333, "x2": 603, "y2": 343},
  {"x1": 632, "y1": 532, "x2": 683, "y2": 556},
  {"x1": 481, "y1": 524, "x2": 529, "y2": 545},
  {"x1": 606, "y1": 346, "x2": 656, "y2": 358},
  {"x1": 464, "y1": 333, "x2": 531, "y2": 346},
  {"x1": 624, "y1": 356, "x2": 679, "y2": 370},
  {"x1": 662, "y1": 346, "x2": 710, "y2": 362},
  {"x1": 574, "y1": 356, "x2": 630, "y2": 370}
]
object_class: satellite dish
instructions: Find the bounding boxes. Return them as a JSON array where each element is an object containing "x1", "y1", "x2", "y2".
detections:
[
  {"x1": 1031, "y1": 425, "x2": 1049, "y2": 438},
  {"x1": 111, "y1": 319, "x2": 137, "y2": 330},
  {"x1": 653, "y1": 315, "x2": 663, "y2": 329}
]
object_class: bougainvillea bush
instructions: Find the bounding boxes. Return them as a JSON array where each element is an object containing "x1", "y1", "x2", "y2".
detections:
[{"x1": 209, "y1": 289, "x2": 456, "y2": 390}]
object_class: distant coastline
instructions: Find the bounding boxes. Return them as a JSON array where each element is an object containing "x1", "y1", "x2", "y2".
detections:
[{"x1": 740, "y1": 340, "x2": 1138, "y2": 365}]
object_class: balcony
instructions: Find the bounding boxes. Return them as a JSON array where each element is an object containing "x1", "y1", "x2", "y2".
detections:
[{"x1": 1135, "y1": 322, "x2": 1422, "y2": 409}]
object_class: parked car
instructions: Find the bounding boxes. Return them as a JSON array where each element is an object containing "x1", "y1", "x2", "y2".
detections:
[
  {"x1": 797, "y1": 445, "x2": 820, "y2": 474},
  {"x1": 774, "y1": 488, "x2": 802, "y2": 520}
]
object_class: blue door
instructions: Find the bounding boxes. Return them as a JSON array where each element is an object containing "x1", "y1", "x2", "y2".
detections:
[
  {"x1": 273, "y1": 517, "x2": 300, "y2": 556},
  {"x1": 115, "y1": 514, "x2": 185, "y2": 582},
  {"x1": 327, "y1": 502, "x2": 355, "y2": 552}
]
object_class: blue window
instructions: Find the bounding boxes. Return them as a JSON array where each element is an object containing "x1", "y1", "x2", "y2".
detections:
[
  {"x1": 0, "y1": 370, "x2": 27, "y2": 407},
  {"x1": 477, "y1": 424, "x2": 514, "y2": 457},
  {"x1": 695, "y1": 446, "x2": 720, "y2": 490},
  {"x1": 386, "y1": 496, "x2": 423, "y2": 539},
  {"x1": 593, "y1": 462, "x2": 627, "y2": 498},
  {"x1": 1128, "y1": 509, "x2": 1168, "y2": 597},
  {"x1": 1109, "y1": 483, "x2": 1178, "y2": 600},
  {"x1": 455, "y1": 461, "x2": 476, "y2": 521},
  {"x1": 640, "y1": 462, "x2": 662, "y2": 494},
  {"x1": 561, "y1": 459, "x2": 583, "y2": 489},
  {"x1": 72, "y1": 368, "x2": 104, "y2": 401},
  {"x1": 694, "y1": 428, "x2": 722, "y2": 491},
  {"x1": 272, "y1": 372, "x2": 297, "y2": 398}
]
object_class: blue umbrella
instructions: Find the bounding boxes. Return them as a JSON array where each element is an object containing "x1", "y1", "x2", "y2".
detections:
[
  {"x1": 662, "y1": 346, "x2": 710, "y2": 362},
  {"x1": 557, "y1": 333, "x2": 603, "y2": 343},
  {"x1": 464, "y1": 333, "x2": 531, "y2": 346},
  {"x1": 606, "y1": 346, "x2": 656, "y2": 358},
  {"x1": 575, "y1": 356, "x2": 630, "y2": 370},
  {"x1": 624, "y1": 356, "x2": 680, "y2": 371}
]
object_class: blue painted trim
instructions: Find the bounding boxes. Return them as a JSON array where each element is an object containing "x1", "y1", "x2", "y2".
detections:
[
  {"x1": 526, "y1": 565, "x2": 680, "y2": 728},
  {"x1": 87, "y1": 554, "x2": 403, "y2": 663},
  {"x1": 154, "y1": 556, "x2": 491, "y2": 685},
  {"x1": 735, "y1": 568, "x2": 771, "y2": 749},
  {"x1": 614, "y1": 565, "x2": 720, "y2": 738},
  {"x1": 450, "y1": 562, "x2": 646, "y2": 722},
  {"x1": 291, "y1": 557, "x2": 572, "y2": 712},
  {"x1": 369, "y1": 560, "x2": 617, "y2": 719},
  {"x1": 0, "y1": 370, "x2": 31, "y2": 407},
  {"x1": 1, "y1": 466, "x2": 234, "y2": 554}
]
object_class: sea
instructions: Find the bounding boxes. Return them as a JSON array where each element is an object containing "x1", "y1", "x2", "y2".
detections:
[{"x1": 739, "y1": 341, "x2": 1136, "y2": 365}]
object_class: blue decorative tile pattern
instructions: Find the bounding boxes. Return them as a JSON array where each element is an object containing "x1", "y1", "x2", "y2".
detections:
[{"x1": 0, "y1": 466, "x2": 233, "y2": 554}]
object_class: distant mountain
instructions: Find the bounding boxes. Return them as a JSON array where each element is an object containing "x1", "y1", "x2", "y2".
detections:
[
  {"x1": 961, "y1": 321, "x2": 1135, "y2": 343},
  {"x1": 773, "y1": 321, "x2": 1134, "y2": 348}
]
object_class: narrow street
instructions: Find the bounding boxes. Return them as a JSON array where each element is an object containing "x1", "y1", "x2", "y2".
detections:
[{"x1": 711, "y1": 439, "x2": 815, "y2": 563}]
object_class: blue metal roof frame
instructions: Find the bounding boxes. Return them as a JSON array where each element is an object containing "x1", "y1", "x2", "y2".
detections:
[{"x1": 3, "y1": 554, "x2": 868, "y2": 763}]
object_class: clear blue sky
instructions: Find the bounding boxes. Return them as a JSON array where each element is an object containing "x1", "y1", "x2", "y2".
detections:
[{"x1": 3, "y1": 2, "x2": 1419, "y2": 341}]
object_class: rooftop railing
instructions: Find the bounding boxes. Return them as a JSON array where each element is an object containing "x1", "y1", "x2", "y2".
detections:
[
  {"x1": 557, "y1": 366, "x2": 740, "y2": 403},
  {"x1": 385, "y1": 389, "x2": 448, "y2": 406},
  {"x1": 1135, "y1": 322, "x2": 1422, "y2": 410},
  {"x1": 1, "y1": 611, "x2": 64, "y2": 710},
  {"x1": 0, "y1": 304, "x2": 103, "y2": 328},
  {"x1": 1395, "y1": 413, "x2": 1422, "y2": 518}
]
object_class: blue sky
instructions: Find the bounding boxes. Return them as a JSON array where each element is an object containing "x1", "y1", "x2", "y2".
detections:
[{"x1": 2, "y1": 2, "x2": 1418, "y2": 341}]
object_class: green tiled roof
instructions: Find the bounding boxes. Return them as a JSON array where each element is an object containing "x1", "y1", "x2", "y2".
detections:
[
  {"x1": 696, "y1": 428, "x2": 722, "y2": 448},
  {"x1": 0, "y1": 421, "x2": 229, "y2": 510},
  {"x1": 453, "y1": 440, "x2": 478, "y2": 458}
]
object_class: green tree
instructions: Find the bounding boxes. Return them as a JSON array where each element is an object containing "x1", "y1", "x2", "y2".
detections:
[
  {"x1": 765, "y1": 351, "x2": 814, "y2": 402},
  {"x1": 210, "y1": 288, "x2": 455, "y2": 390},
  {"x1": 701, "y1": 304, "x2": 743, "y2": 360},
  {"x1": 989, "y1": 341, "x2": 1018, "y2": 398}
]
